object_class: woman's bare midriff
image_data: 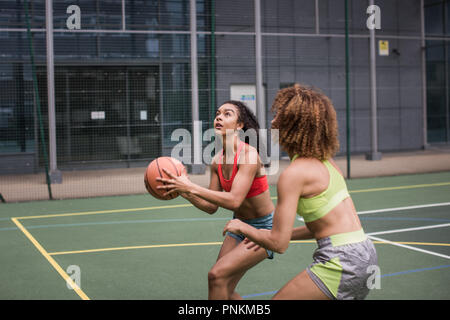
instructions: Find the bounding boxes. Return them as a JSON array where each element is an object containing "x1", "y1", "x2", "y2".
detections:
[
  {"x1": 233, "y1": 189, "x2": 274, "y2": 220},
  {"x1": 305, "y1": 197, "x2": 362, "y2": 240}
]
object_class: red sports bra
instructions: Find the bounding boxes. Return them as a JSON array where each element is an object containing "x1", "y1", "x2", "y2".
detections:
[{"x1": 217, "y1": 141, "x2": 269, "y2": 198}]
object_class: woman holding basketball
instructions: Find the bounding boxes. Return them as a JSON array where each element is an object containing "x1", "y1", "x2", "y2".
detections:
[
  {"x1": 223, "y1": 84, "x2": 378, "y2": 300},
  {"x1": 157, "y1": 100, "x2": 275, "y2": 300}
]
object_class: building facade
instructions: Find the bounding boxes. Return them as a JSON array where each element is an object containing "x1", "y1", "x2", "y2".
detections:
[{"x1": 0, "y1": 0, "x2": 448, "y2": 175}]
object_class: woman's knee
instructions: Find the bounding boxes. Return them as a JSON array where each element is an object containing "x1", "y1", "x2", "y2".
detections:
[{"x1": 208, "y1": 265, "x2": 230, "y2": 286}]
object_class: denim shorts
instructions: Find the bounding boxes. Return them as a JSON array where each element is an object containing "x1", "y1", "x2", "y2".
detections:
[{"x1": 226, "y1": 211, "x2": 274, "y2": 259}]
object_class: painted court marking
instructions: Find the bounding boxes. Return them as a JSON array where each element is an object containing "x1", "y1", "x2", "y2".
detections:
[
  {"x1": 49, "y1": 241, "x2": 224, "y2": 256},
  {"x1": 47, "y1": 240, "x2": 450, "y2": 256},
  {"x1": 368, "y1": 235, "x2": 450, "y2": 260},
  {"x1": 9, "y1": 181, "x2": 450, "y2": 300},
  {"x1": 44, "y1": 210, "x2": 450, "y2": 256},
  {"x1": 14, "y1": 202, "x2": 450, "y2": 259},
  {"x1": 11, "y1": 218, "x2": 90, "y2": 300},
  {"x1": 357, "y1": 202, "x2": 450, "y2": 215},
  {"x1": 10, "y1": 181, "x2": 450, "y2": 221},
  {"x1": 366, "y1": 223, "x2": 450, "y2": 260},
  {"x1": 1, "y1": 216, "x2": 448, "y2": 232},
  {"x1": 297, "y1": 201, "x2": 450, "y2": 222},
  {"x1": 13, "y1": 203, "x2": 193, "y2": 220},
  {"x1": 367, "y1": 223, "x2": 450, "y2": 237}
]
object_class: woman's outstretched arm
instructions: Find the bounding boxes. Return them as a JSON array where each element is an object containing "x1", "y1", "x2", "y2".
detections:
[
  {"x1": 157, "y1": 148, "x2": 259, "y2": 211},
  {"x1": 180, "y1": 164, "x2": 222, "y2": 214},
  {"x1": 223, "y1": 165, "x2": 302, "y2": 253}
]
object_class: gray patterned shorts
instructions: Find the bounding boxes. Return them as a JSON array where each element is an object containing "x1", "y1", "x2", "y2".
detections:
[{"x1": 306, "y1": 229, "x2": 378, "y2": 300}]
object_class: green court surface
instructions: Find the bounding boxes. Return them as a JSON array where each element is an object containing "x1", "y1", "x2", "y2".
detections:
[{"x1": 1, "y1": 172, "x2": 449, "y2": 300}]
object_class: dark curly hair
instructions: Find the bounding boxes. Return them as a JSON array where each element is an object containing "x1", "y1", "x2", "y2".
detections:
[
  {"x1": 222, "y1": 100, "x2": 259, "y2": 132},
  {"x1": 219, "y1": 100, "x2": 263, "y2": 155},
  {"x1": 270, "y1": 84, "x2": 339, "y2": 160}
]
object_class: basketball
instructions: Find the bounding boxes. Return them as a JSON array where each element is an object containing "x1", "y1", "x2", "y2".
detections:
[{"x1": 144, "y1": 157, "x2": 186, "y2": 200}]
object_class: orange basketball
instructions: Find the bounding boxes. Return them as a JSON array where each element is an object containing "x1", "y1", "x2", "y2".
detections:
[{"x1": 144, "y1": 157, "x2": 186, "y2": 200}]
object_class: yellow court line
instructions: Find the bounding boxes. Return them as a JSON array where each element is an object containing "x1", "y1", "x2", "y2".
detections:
[
  {"x1": 14, "y1": 203, "x2": 193, "y2": 220},
  {"x1": 49, "y1": 241, "x2": 225, "y2": 256},
  {"x1": 11, "y1": 218, "x2": 90, "y2": 300},
  {"x1": 13, "y1": 181, "x2": 450, "y2": 220},
  {"x1": 48, "y1": 240, "x2": 450, "y2": 256}
]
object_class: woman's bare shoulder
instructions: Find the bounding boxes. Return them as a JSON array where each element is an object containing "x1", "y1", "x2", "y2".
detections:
[
  {"x1": 282, "y1": 157, "x2": 320, "y2": 181},
  {"x1": 238, "y1": 143, "x2": 260, "y2": 166}
]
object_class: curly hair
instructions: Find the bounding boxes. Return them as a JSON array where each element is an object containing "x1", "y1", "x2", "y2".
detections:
[
  {"x1": 222, "y1": 100, "x2": 260, "y2": 133},
  {"x1": 270, "y1": 84, "x2": 339, "y2": 161}
]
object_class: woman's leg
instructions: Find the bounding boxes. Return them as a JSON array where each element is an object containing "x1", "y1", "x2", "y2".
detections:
[
  {"x1": 272, "y1": 269, "x2": 330, "y2": 300},
  {"x1": 208, "y1": 236, "x2": 268, "y2": 300}
]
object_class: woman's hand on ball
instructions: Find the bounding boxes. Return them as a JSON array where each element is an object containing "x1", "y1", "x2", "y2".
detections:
[{"x1": 156, "y1": 168, "x2": 194, "y2": 196}]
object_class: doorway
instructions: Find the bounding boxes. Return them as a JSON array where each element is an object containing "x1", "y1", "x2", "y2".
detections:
[{"x1": 37, "y1": 66, "x2": 161, "y2": 166}]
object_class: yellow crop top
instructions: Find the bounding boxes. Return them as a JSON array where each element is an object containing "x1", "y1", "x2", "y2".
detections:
[{"x1": 291, "y1": 155, "x2": 350, "y2": 223}]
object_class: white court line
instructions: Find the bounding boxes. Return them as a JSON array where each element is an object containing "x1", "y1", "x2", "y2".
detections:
[
  {"x1": 294, "y1": 202, "x2": 450, "y2": 260},
  {"x1": 357, "y1": 202, "x2": 450, "y2": 215},
  {"x1": 296, "y1": 202, "x2": 450, "y2": 221},
  {"x1": 367, "y1": 223, "x2": 450, "y2": 260},
  {"x1": 368, "y1": 235, "x2": 450, "y2": 260},
  {"x1": 356, "y1": 203, "x2": 450, "y2": 259},
  {"x1": 367, "y1": 223, "x2": 450, "y2": 236}
]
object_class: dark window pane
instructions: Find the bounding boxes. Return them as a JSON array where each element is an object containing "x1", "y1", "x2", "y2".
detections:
[{"x1": 425, "y1": 3, "x2": 444, "y2": 35}]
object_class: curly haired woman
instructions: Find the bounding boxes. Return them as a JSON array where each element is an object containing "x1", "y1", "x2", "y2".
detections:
[{"x1": 224, "y1": 84, "x2": 378, "y2": 300}]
